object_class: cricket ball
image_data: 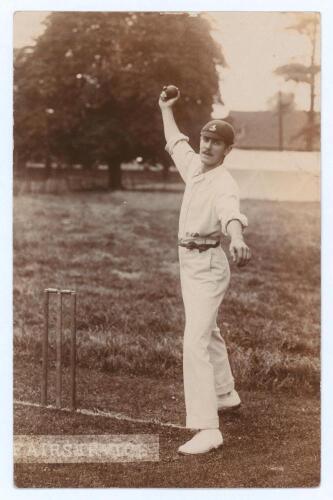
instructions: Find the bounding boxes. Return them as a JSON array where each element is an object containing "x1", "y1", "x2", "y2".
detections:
[{"x1": 162, "y1": 85, "x2": 179, "y2": 101}]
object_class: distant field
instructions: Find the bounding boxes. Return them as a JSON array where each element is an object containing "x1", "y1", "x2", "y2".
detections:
[
  {"x1": 16, "y1": 149, "x2": 320, "y2": 201},
  {"x1": 13, "y1": 191, "x2": 320, "y2": 394}
]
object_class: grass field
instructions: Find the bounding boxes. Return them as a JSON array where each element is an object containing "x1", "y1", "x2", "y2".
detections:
[
  {"x1": 13, "y1": 190, "x2": 320, "y2": 394},
  {"x1": 13, "y1": 189, "x2": 320, "y2": 487},
  {"x1": 14, "y1": 390, "x2": 320, "y2": 488}
]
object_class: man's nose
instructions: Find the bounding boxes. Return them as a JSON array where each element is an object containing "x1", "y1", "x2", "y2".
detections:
[{"x1": 205, "y1": 139, "x2": 213, "y2": 149}]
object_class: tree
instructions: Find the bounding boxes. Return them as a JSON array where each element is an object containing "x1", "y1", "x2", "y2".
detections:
[
  {"x1": 14, "y1": 12, "x2": 225, "y2": 189},
  {"x1": 267, "y1": 91, "x2": 295, "y2": 150},
  {"x1": 274, "y1": 13, "x2": 320, "y2": 151}
]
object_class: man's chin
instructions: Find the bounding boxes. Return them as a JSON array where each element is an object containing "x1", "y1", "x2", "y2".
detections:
[{"x1": 200, "y1": 155, "x2": 218, "y2": 168}]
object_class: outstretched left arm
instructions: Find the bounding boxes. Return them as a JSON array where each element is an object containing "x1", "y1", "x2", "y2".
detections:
[
  {"x1": 226, "y1": 220, "x2": 251, "y2": 267},
  {"x1": 215, "y1": 183, "x2": 251, "y2": 267}
]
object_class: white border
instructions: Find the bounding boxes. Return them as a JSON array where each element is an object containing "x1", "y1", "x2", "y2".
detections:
[{"x1": 1, "y1": 1, "x2": 333, "y2": 498}]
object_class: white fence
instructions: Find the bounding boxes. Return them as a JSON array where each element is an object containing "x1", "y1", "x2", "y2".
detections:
[{"x1": 226, "y1": 149, "x2": 320, "y2": 202}]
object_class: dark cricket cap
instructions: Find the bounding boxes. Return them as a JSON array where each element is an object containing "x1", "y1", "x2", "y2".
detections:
[{"x1": 200, "y1": 119, "x2": 235, "y2": 145}]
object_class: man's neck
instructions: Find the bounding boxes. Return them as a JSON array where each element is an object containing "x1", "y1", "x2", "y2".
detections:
[{"x1": 201, "y1": 159, "x2": 225, "y2": 174}]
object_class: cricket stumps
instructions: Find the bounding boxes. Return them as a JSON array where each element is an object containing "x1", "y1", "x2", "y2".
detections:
[{"x1": 41, "y1": 288, "x2": 77, "y2": 411}]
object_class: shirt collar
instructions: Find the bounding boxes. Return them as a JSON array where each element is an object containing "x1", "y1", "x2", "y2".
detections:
[
  {"x1": 201, "y1": 163, "x2": 224, "y2": 181},
  {"x1": 191, "y1": 157, "x2": 225, "y2": 183}
]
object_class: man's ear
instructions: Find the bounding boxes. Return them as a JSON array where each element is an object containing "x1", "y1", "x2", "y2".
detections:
[{"x1": 225, "y1": 145, "x2": 233, "y2": 156}]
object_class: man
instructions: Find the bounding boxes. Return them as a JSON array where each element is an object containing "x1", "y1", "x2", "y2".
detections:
[{"x1": 159, "y1": 87, "x2": 251, "y2": 455}]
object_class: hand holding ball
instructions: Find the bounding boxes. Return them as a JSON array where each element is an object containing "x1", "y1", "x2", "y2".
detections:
[{"x1": 161, "y1": 85, "x2": 179, "y2": 102}]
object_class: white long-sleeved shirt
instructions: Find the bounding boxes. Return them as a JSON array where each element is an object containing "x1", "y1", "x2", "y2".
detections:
[{"x1": 165, "y1": 134, "x2": 248, "y2": 240}]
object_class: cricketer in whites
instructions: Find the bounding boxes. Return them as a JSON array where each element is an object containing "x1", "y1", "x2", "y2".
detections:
[{"x1": 159, "y1": 87, "x2": 251, "y2": 455}]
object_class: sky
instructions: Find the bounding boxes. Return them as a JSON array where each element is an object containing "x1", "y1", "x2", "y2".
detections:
[
  {"x1": 13, "y1": 11, "x2": 320, "y2": 112},
  {"x1": 209, "y1": 12, "x2": 320, "y2": 113}
]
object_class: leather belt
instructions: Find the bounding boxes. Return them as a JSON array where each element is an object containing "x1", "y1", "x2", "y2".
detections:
[{"x1": 178, "y1": 240, "x2": 220, "y2": 252}]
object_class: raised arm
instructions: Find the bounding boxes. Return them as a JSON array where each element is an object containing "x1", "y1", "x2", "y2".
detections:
[
  {"x1": 158, "y1": 87, "x2": 196, "y2": 183},
  {"x1": 158, "y1": 88, "x2": 181, "y2": 143}
]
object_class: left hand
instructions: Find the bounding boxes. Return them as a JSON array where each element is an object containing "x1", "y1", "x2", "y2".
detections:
[{"x1": 229, "y1": 238, "x2": 251, "y2": 266}]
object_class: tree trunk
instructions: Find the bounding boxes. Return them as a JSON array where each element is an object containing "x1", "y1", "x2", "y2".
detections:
[
  {"x1": 107, "y1": 161, "x2": 123, "y2": 190},
  {"x1": 13, "y1": 150, "x2": 23, "y2": 175},
  {"x1": 307, "y1": 18, "x2": 318, "y2": 151},
  {"x1": 162, "y1": 163, "x2": 170, "y2": 182},
  {"x1": 44, "y1": 152, "x2": 52, "y2": 179},
  {"x1": 277, "y1": 91, "x2": 284, "y2": 151}
]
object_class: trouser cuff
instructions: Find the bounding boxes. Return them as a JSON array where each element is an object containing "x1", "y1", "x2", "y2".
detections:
[
  {"x1": 186, "y1": 416, "x2": 219, "y2": 430},
  {"x1": 215, "y1": 380, "x2": 235, "y2": 396}
]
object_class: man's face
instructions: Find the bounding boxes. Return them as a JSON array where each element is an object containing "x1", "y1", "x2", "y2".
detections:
[{"x1": 199, "y1": 135, "x2": 232, "y2": 168}]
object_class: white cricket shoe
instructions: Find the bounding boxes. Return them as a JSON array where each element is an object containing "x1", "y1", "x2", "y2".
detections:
[
  {"x1": 217, "y1": 390, "x2": 241, "y2": 412},
  {"x1": 178, "y1": 429, "x2": 223, "y2": 455}
]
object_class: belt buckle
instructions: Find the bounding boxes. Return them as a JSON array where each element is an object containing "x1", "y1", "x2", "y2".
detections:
[{"x1": 186, "y1": 241, "x2": 197, "y2": 250}]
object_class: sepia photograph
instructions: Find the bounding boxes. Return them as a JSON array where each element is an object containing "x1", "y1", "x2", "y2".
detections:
[{"x1": 10, "y1": 7, "x2": 322, "y2": 489}]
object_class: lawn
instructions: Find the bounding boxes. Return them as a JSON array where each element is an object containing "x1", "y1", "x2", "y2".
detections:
[
  {"x1": 14, "y1": 389, "x2": 320, "y2": 488},
  {"x1": 13, "y1": 190, "x2": 320, "y2": 393},
  {"x1": 13, "y1": 189, "x2": 321, "y2": 488}
]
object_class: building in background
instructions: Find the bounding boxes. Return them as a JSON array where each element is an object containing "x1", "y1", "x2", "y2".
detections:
[{"x1": 228, "y1": 111, "x2": 320, "y2": 151}]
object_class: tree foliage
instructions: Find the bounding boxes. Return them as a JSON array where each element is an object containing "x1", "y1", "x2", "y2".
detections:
[
  {"x1": 268, "y1": 91, "x2": 295, "y2": 112},
  {"x1": 14, "y1": 12, "x2": 224, "y2": 188},
  {"x1": 275, "y1": 62, "x2": 320, "y2": 85},
  {"x1": 274, "y1": 13, "x2": 320, "y2": 151}
]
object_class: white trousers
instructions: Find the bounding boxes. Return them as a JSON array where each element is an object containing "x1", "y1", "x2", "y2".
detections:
[{"x1": 179, "y1": 245, "x2": 235, "y2": 429}]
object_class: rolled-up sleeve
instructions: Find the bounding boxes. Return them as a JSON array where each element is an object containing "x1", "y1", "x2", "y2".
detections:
[
  {"x1": 214, "y1": 185, "x2": 248, "y2": 236},
  {"x1": 165, "y1": 134, "x2": 196, "y2": 183}
]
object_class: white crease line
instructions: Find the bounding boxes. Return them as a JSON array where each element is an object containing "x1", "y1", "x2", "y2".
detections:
[{"x1": 14, "y1": 399, "x2": 186, "y2": 430}]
